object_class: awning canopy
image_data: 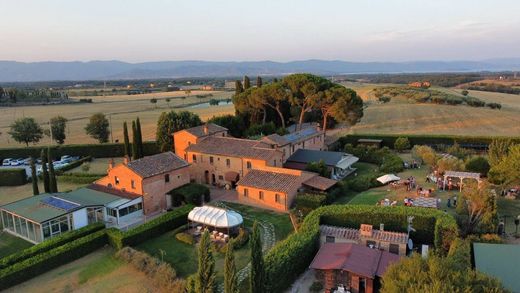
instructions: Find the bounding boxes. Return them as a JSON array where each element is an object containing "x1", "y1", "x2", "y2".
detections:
[
  {"x1": 377, "y1": 174, "x2": 401, "y2": 184},
  {"x1": 337, "y1": 156, "x2": 359, "y2": 169},
  {"x1": 188, "y1": 206, "x2": 243, "y2": 228}
]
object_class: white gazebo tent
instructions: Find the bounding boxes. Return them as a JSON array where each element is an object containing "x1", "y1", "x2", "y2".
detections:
[
  {"x1": 188, "y1": 206, "x2": 243, "y2": 235},
  {"x1": 377, "y1": 174, "x2": 401, "y2": 185},
  {"x1": 443, "y1": 171, "x2": 481, "y2": 192}
]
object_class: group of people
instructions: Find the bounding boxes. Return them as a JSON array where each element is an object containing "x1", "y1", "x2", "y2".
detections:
[
  {"x1": 446, "y1": 196, "x2": 457, "y2": 208},
  {"x1": 377, "y1": 198, "x2": 398, "y2": 206},
  {"x1": 403, "y1": 160, "x2": 420, "y2": 169},
  {"x1": 403, "y1": 197, "x2": 415, "y2": 207},
  {"x1": 405, "y1": 176, "x2": 417, "y2": 191}
]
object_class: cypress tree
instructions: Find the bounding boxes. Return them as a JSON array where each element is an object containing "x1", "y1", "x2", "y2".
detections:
[
  {"x1": 235, "y1": 80, "x2": 244, "y2": 96},
  {"x1": 30, "y1": 158, "x2": 39, "y2": 195},
  {"x1": 250, "y1": 221, "x2": 265, "y2": 293},
  {"x1": 48, "y1": 148, "x2": 58, "y2": 193},
  {"x1": 41, "y1": 149, "x2": 50, "y2": 193},
  {"x1": 136, "y1": 117, "x2": 143, "y2": 158},
  {"x1": 131, "y1": 120, "x2": 138, "y2": 160},
  {"x1": 224, "y1": 240, "x2": 238, "y2": 293},
  {"x1": 196, "y1": 230, "x2": 216, "y2": 293},
  {"x1": 256, "y1": 76, "x2": 263, "y2": 88},
  {"x1": 123, "y1": 121, "x2": 131, "y2": 158},
  {"x1": 243, "y1": 76, "x2": 251, "y2": 89}
]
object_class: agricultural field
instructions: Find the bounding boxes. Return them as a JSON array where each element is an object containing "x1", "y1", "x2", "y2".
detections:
[
  {"x1": 0, "y1": 90, "x2": 234, "y2": 148},
  {"x1": 336, "y1": 82, "x2": 520, "y2": 137}
]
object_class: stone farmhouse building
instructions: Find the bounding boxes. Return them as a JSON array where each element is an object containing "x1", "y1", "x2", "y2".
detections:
[{"x1": 174, "y1": 123, "x2": 336, "y2": 211}]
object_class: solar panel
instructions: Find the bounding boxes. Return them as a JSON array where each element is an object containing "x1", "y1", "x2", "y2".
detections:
[{"x1": 41, "y1": 196, "x2": 81, "y2": 211}]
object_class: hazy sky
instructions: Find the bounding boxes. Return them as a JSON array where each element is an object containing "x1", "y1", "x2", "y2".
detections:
[{"x1": 1, "y1": 0, "x2": 519, "y2": 62}]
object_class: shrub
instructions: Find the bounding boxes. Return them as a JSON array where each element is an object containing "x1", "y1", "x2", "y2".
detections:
[
  {"x1": 169, "y1": 183, "x2": 210, "y2": 206},
  {"x1": 264, "y1": 205, "x2": 458, "y2": 292},
  {"x1": 295, "y1": 193, "x2": 327, "y2": 210},
  {"x1": 244, "y1": 122, "x2": 278, "y2": 138},
  {"x1": 0, "y1": 229, "x2": 107, "y2": 290},
  {"x1": 394, "y1": 137, "x2": 411, "y2": 152},
  {"x1": 378, "y1": 96, "x2": 391, "y2": 103},
  {"x1": 347, "y1": 173, "x2": 381, "y2": 192},
  {"x1": 175, "y1": 232, "x2": 194, "y2": 245},
  {"x1": 0, "y1": 223, "x2": 104, "y2": 270},
  {"x1": 486, "y1": 102, "x2": 502, "y2": 109},
  {"x1": 305, "y1": 160, "x2": 331, "y2": 178},
  {"x1": 464, "y1": 156, "x2": 490, "y2": 176},
  {"x1": 107, "y1": 205, "x2": 193, "y2": 250},
  {"x1": 116, "y1": 247, "x2": 185, "y2": 292},
  {"x1": 0, "y1": 168, "x2": 27, "y2": 186}
]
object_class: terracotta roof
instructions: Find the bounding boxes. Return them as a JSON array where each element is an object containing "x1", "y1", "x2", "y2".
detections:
[
  {"x1": 86, "y1": 183, "x2": 142, "y2": 200},
  {"x1": 186, "y1": 136, "x2": 281, "y2": 161},
  {"x1": 320, "y1": 225, "x2": 408, "y2": 245},
  {"x1": 237, "y1": 169, "x2": 302, "y2": 194},
  {"x1": 182, "y1": 123, "x2": 228, "y2": 137},
  {"x1": 303, "y1": 176, "x2": 337, "y2": 191},
  {"x1": 309, "y1": 243, "x2": 401, "y2": 278},
  {"x1": 260, "y1": 134, "x2": 290, "y2": 146},
  {"x1": 126, "y1": 151, "x2": 189, "y2": 178},
  {"x1": 320, "y1": 225, "x2": 360, "y2": 241},
  {"x1": 371, "y1": 229, "x2": 409, "y2": 245}
]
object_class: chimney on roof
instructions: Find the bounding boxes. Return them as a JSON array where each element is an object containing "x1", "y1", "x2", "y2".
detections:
[
  {"x1": 108, "y1": 158, "x2": 114, "y2": 170},
  {"x1": 360, "y1": 224, "x2": 373, "y2": 237},
  {"x1": 123, "y1": 155, "x2": 130, "y2": 165},
  {"x1": 203, "y1": 123, "x2": 209, "y2": 135}
]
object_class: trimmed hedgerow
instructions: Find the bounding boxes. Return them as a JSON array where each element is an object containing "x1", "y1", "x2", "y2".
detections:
[
  {"x1": 0, "y1": 141, "x2": 159, "y2": 161},
  {"x1": 0, "y1": 168, "x2": 27, "y2": 186},
  {"x1": 107, "y1": 205, "x2": 193, "y2": 250},
  {"x1": 54, "y1": 156, "x2": 92, "y2": 175},
  {"x1": 58, "y1": 173, "x2": 105, "y2": 184},
  {"x1": 0, "y1": 223, "x2": 104, "y2": 270},
  {"x1": 264, "y1": 205, "x2": 458, "y2": 293},
  {"x1": 0, "y1": 229, "x2": 107, "y2": 290},
  {"x1": 295, "y1": 193, "x2": 327, "y2": 211}
]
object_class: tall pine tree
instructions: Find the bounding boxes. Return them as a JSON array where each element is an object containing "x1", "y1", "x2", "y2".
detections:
[
  {"x1": 250, "y1": 221, "x2": 265, "y2": 293},
  {"x1": 30, "y1": 158, "x2": 39, "y2": 195},
  {"x1": 47, "y1": 148, "x2": 58, "y2": 193},
  {"x1": 136, "y1": 117, "x2": 143, "y2": 158},
  {"x1": 196, "y1": 230, "x2": 216, "y2": 293},
  {"x1": 243, "y1": 76, "x2": 251, "y2": 89},
  {"x1": 131, "y1": 120, "x2": 138, "y2": 160},
  {"x1": 256, "y1": 76, "x2": 263, "y2": 88},
  {"x1": 41, "y1": 149, "x2": 50, "y2": 193},
  {"x1": 224, "y1": 240, "x2": 238, "y2": 293},
  {"x1": 123, "y1": 121, "x2": 131, "y2": 158},
  {"x1": 235, "y1": 80, "x2": 244, "y2": 96}
]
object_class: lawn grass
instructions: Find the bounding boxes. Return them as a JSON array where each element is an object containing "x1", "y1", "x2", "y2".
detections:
[
  {"x1": 0, "y1": 232, "x2": 33, "y2": 259},
  {"x1": 348, "y1": 190, "x2": 387, "y2": 205},
  {"x1": 77, "y1": 253, "x2": 123, "y2": 284},
  {"x1": 497, "y1": 198, "x2": 520, "y2": 234},
  {"x1": 137, "y1": 202, "x2": 293, "y2": 284}
]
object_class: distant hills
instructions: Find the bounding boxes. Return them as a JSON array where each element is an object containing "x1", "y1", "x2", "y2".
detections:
[{"x1": 1, "y1": 58, "x2": 520, "y2": 82}]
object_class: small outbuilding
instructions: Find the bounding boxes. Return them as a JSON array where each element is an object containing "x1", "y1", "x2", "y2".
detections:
[
  {"x1": 187, "y1": 205, "x2": 243, "y2": 235},
  {"x1": 285, "y1": 149, "x2": 359, "y2": 179}
]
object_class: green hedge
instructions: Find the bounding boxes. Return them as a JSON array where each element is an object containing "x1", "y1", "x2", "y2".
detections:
[
  {"x1": 55, "y1": 156, "x2": 92, "y2": 174},
  {"x1": 337, "y1": 134, "x2": 520, "y2": 150},
  {"x1": 58, "y1": 173, "x2": 105, "y2": 184},
  {"x1": 0, "y1": 229, "x2": 107, "y2": 290},
  {"x1": 169, "y1": 183, "x2": 210, "y2": 206},
  {"x1": 295, "y1": 193, "x2": 327, "y2": 210},
  {"x1": 107, "y1": 205, "x2": 193, "y2": 250},
  {"x1": 0, "y1": 223, "x2": 104, "y2": 270},
  {"x1": 0, "y1": 141, "x2": 160, "y2": 161},
  {"x1": 0, "y1": 168, "x2": 27, "y2": 186},
  {"x1": 264, "y1": 205, "x2": 458, "y2": 293}
]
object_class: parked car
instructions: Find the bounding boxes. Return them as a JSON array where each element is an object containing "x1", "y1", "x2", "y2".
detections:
[
  {"x1": 10, "y1": 159, "x2": 25, "y2": 166},
  {"x1": 2, "y1": 158, "x2": 13, "y2": 166},
  {"x1": 60, "y1": 155, "x2": 80, "y2": 164},
  {"x1": 22, "y1": 158, "x2": 32, "y2": 165}
]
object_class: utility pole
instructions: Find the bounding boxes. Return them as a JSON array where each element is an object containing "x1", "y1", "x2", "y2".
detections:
[{"x1": 109, "y1": 114, "x2": 113, "y2": 143}]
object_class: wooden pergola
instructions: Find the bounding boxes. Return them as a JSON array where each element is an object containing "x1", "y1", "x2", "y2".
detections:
[{"x1": 443, "y1": 171, "x2": 481, "y2": 192}]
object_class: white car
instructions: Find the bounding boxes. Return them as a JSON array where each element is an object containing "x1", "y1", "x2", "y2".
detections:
[
  {"x1": 10, "y1": 159, "x2": 24, "y2": 166},
  {"x1": 2, "y1": 158, "x2": 13, "y2": 166}
]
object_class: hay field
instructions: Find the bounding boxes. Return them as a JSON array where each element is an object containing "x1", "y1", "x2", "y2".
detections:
[
  {"x1": 0, "y1": 91, "x2": 234, "y2": 148},
  {"x1": 71, "y1": 89, "x2": 228, "y2": 102},
  {"x1": 337, "y1": 82, "x2": 520, "y2": 137}
]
